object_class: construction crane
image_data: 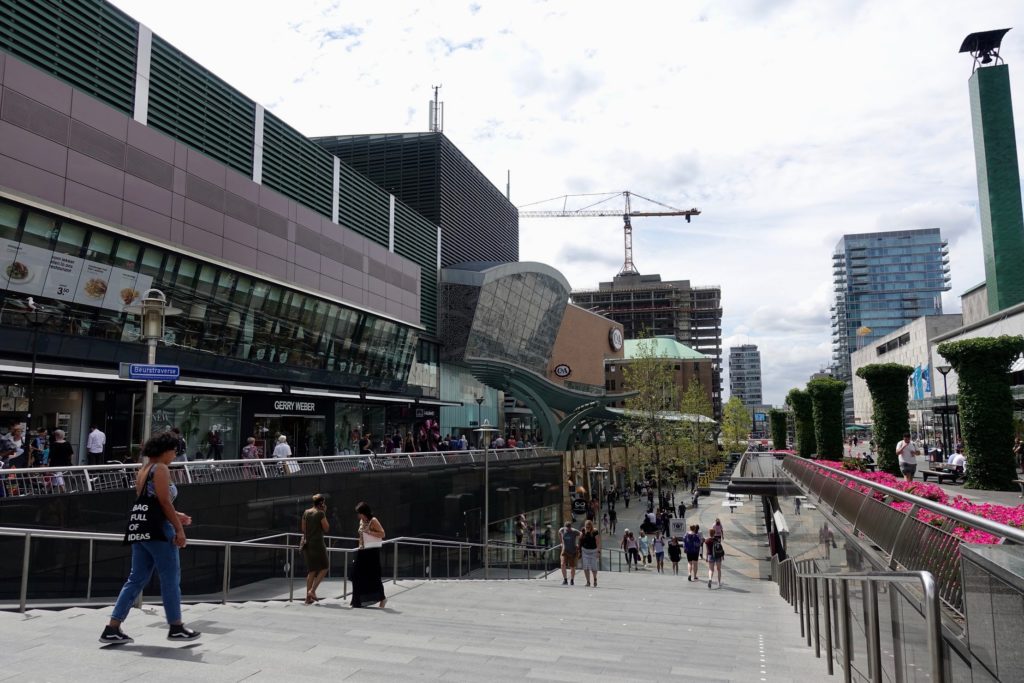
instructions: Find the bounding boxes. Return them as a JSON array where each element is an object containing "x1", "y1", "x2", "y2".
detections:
[{"x1": 517, "y1": 191, "x2": 700, "y2": 276}]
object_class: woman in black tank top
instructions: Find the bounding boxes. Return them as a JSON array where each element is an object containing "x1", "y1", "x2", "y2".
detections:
[{"x1": 580, "y1": 519, "x2": 601, "y2": 587}]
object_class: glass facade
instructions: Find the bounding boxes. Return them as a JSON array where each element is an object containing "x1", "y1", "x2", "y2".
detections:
[
  {"x1": 135, "y1": 392, "x2": 242, "y2": 460},
  {"x1": 0, "y1": 198, "x2": 419, "y2": 391}
]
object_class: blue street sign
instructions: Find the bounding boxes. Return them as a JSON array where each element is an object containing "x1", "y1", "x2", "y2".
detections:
[{"x1": 119, "y1": 363, "x2": 180, "y2": 381}]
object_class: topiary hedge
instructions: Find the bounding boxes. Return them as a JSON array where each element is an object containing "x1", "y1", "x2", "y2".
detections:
[
  {"x1": 856, "y1": 363, "x2": 913, "y2": 476},
  {"x1": 769, "y1": 409, "x2": 788, "y2": 450},
  {"x1": 807, "y1": 377, "x2": 846, "y2": 460},
  {"x1": 786, "y1": 388, "x2": 815, "y2": 458},
  {"x1": 937, "y1": 335, "x2": 1024, "y2": 490}
]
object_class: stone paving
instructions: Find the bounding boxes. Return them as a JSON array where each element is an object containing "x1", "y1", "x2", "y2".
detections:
[{"x1": 0, "y1": 493, "x2": 827, "y2": 682}]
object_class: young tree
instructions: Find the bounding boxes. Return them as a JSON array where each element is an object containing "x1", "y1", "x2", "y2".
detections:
[
  {"x1": 786, "y1": 388, "x2": 815, "y2": 458},
  {"x1": 621, "y1": 336, "x2": 685, "y2": 501},
  {"x1": 680, "y1": 378, "x2": 715, "y2": 471},
  {"x1": 855, "y1": 363, "x2": 913, "y2": 476},
  {"x1": 807, "y1": 377, "x2": 846, "y2": 460},
  {"x1": 722, "y1": 396, "x2": 750, "y2": 452},
  {"x1": 769, "y1": 409, "x2": 788, "y2": 450}
]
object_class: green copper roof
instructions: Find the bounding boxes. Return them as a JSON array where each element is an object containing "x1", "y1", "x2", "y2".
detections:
[{"x1": 623, "y1": 337, "x2": 708, "y2": 360}]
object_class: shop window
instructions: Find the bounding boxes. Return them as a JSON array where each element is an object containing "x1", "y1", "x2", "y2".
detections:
[{"x1": 0, "y1": 201, "x2": 22, "y2": 240}]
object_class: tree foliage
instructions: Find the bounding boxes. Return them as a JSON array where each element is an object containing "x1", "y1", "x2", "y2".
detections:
[
  {"x1": 855, "y1": 363, "x2": 913, "y2": 476},
  {"x1": 937, "y1": 336, "x2": 1024, "y2": 490},
  {"x1": 786, "y1": 388, "x2": 815, "y2": 458},
  {"x1": 769, "y1": 409, "x2": 788, "y2": 450},
  {"x1": 680, "y1": 379, "x2": 715, "y2": 469},
  {"x1": 807, "y1": 377, "x2": 846, "y2": 460},
  {"x1": 722, "y1": 396, "x2": 750, "y2": 452}
]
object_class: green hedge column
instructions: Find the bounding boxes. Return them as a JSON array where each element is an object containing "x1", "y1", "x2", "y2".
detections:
[
  {"x1": 807, "y1": 378, "x2": 846, "y2": 460},
  {"x1": 856, "y1": 363, "x2": 914, "y2": 476},
  {"x1": 787, "y1": 388, "x2": 815, "y2": 458},
  {"x1": 769, "y1": 409, "x2": 788, "y2": 450},
  {"x1": 937, "y1": 336, "x2": 1024, "y2": 490}
]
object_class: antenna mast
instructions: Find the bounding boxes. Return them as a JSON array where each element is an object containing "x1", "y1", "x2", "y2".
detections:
[{"x1": 428, "y1": 85, "x2": 444, "y2": 133}]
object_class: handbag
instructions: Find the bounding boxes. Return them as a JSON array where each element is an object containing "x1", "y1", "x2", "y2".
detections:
[
  {"x1": 122, "y1": 468, "x2": 167, "y2": 544},
  {"x1": 362, "y1": 532, "x2": 383, "y2": 549}
]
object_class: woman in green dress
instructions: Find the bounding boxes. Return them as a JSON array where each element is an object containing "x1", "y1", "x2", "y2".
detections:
[{"x1": 301, "y1": 493, "x2": 330, "y2": 604}]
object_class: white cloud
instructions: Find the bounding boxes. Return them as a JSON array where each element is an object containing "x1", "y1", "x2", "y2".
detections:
[{"x1": 110, "y1": 0, "x2": 1024, "y2": 405}]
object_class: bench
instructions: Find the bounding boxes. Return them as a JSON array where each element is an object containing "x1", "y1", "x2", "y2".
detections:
[{"x1": 920, "y1": 468, "x2": 964, "y2": 484}]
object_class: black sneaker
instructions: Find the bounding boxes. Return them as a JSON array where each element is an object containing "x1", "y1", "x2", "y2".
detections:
[
  {"x1": 570, "y1": 579, "x2": 574, "y2": 586},
  {"x1": 562, "y1": 578, "x2": 568, "y2": 585},
  {"x1": 99, "y1": 625, "x2": 133, "y2": 645},
  {"x1": 167, "y1": 624, "x2": 201, "y2": 642}
]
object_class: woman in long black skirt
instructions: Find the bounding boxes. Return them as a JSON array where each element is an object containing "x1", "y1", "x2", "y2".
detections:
[{"x1": 350, "y1": 501, "x2": 387, "y2": 608}]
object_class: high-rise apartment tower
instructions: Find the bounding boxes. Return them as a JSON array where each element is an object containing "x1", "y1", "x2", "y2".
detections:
[{"x1": 729, "y1": 345, "x2": 763, "y2": 406}]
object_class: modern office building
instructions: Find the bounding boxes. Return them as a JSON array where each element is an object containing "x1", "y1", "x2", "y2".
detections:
[
  {"x1": 313, "y1": 132, "x2": 518, "y2": 268},
  {"x1": 830, "y1": 229, "x2": 951, "y2": 422},
  {"x1": 571, "y1": 272, "x2": 723, "y2": 418},
  {"x1": 728, "y1": 344, "x2": 762, "y2": 406}
]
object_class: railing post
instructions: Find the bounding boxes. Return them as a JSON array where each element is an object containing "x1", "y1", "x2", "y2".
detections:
[
  {"x1": 222, "y1": 545, "x2": 231, "y2": 604},
  {"x1": 86, "y1": 538, "x2": 94, "y2": 601},
  {"x1": 867, "y1": 581, "x2": 881, "y2": 682},
  {"x1": 813, "y1": 577, "x2": 821, "y2": 658},
  {"x1": 19, "y1": 533, "x2": 31, "y2": 613},
  {"x1": 890, "y1": 587, "x2": 905, "y2": 683},
  {"x1": 343, "y1": 549, "x2": 349, "y2": 598},
  {"x1": 183, "y1": 463, "x2": 193, "y2": 484},
  {"x1": 393, "y1": 542, "x2": 399, "y2": 584},
  {"x1": 320, "y1": 458, "x2": 328, "y2": 473},
  {"x1": 800, "y1": 577, "x2": 807, "y2": 640},
  {"x1": 288, "y1": 547, "x2": 295, "y2": 603},
  {"x1": 259, "y1": 460, "x2": 268, "y2": 478},
  {"x1": 823, "y1": 578, "x2": 834, "y2": 676},
  {"x1": 840, "y1": 581, "x2": 852, "y2": 683},
  {"x1": 921, "y1": 572, "x2": 945, "y2": 683}
]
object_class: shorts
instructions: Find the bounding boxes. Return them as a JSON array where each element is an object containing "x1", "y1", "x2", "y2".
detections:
[
  {"x1": 686, "y1": 552, "x2": 699, "y2": 563},
  {"x1": 655, "y1": 551, "x2": 665, "y2": 561},
  {"x1": 900, "y1": 463, "x2": 917, "y2": 477},
  {"x1": 707, "y1": 557, "x2": 722, "y2": 566},
  {"x1": 561, "y1": 552, "x2": 578, "y2": 569}
]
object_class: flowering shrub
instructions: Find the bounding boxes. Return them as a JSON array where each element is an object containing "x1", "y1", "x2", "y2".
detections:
[{"x1": 814, "y1": 460, "x2": 1024, "y2": 545}]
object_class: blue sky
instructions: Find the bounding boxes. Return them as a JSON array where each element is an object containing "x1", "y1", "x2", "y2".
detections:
[{"x1": 112, "y1": 0, "x2": 1024, "y2": 404}]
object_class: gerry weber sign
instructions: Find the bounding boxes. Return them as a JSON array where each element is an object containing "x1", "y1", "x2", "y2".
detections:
[{"x1": 273, "y1": 400, "x2": 318, "y2": 413}]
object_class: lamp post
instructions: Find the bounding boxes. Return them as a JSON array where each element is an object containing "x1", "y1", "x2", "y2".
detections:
[
  {"x1": 936, "y1": 365, "x2": 952, "y2": 458},
  {"x1": 136, "y1": 290, "x2": 172, "y2": 443},
  {"x1": 474, "y1": 395, "x2": 484, "y2": 447},
  {"x1": 474, "y1": 413, "x2": 497, "y2": 579},
  {"x1": 19, "y1": 297, "x2": 52, "y2": 427}
]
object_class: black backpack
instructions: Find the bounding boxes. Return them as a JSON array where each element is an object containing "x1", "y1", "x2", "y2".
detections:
[{"x1": 712, "y1": 537, "x2": 725, "y2": 560}]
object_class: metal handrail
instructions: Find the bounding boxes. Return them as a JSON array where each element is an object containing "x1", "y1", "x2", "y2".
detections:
[
  {"x1": 792, "y1": 569, "x2": 944, "y2": 683},
  {"x1": 783, "y1": 455, "x2": 1024, "y2": 544},
  {"x1": 0, "y1": 447, "x2": 555, "y2": 498}
]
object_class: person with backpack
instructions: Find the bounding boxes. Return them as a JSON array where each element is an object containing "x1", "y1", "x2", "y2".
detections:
[
  {"x1": 683, "y1": 525, "x2": 703, "y2": 581},
  {"x1": 667, "y1": 536, "x2": 682, "y2": 575},
  {"x1": 705, "y1": 528, "x2": 725, "y2": 588}
]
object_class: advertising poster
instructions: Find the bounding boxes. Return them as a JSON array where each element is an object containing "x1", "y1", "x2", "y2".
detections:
[
  {"x1": 72, "y1": 260, "x2": 114, "y2": 307},
  {"x1": 0, "y1": 239, "x2": 47, "y2": 297},
  {"x1": 42, "y1": 250, "x2": 85, "y2": 303},
  {"x1": 101, "y1": 268, "x2": 153, "y2": 310}
]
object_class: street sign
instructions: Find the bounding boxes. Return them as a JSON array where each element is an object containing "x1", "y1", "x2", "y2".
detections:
[
  {"x1": 118, "y1": 362, "x2": 180, "y2": 381},
  {"x1": 669, "y1": 518, "x2": 687, "y2": 538}
]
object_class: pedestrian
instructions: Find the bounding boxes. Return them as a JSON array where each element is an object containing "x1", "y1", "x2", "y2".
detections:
[
  {"x1": 705, "y1": 528, "x2": 725, "y2": 589},
  {"x1": 608, "y1": 507, "x2": 618, "y2": 534},
  {"x1": 677, "y1": 500, "x2": 687, "y2": 518},
  {"x1": 895, "y1": 433, "x2": 919, "y2": 482},
  {"x1": 351, "y1": 501, "x2": 387, "y2": 608},
  {"x1": 683, "y1": 525, "x2": 703, "y2": 581},
  {"x1": 621, "y1": 529, "x2": 641, "y2": 571},
  {"x1": 580, "y1": 519, "x2": 601, "y2": 587},
  {"x1": 623, "y1": 489, "x2": 630, "y2": 509},
  {"x1": 638, "y1": 529, "x2": 652, "y2": 568},
  {"x1": 559, "y1": 521, "x2": 581, "y2": 585},
  {"x1": 601, "y1": 511, "x2": 609, "y2": 534},
  {"x1": 100, "y1": 432, "x2": 200, "y2": 644},
  {"x1": 241, "y1": 436, "x2": 261, "y2": 478},
  {"x1": 667, "y1": 536, "x2": 682, "y2": 575},
  {"x1": 1014, "y1": 437, "x2": 1023, "y2": 472},
  {"x1": 171, "y1": 428, "x2": 188, "y2": 462},
  {"x1": 713, "y1": 518, "x2": 724, "y2": 540},
  {"x1": 653, "y1": 531, "x2": 666, "y2": 573},
  {"x1": 86, "y1": 424, "x2": 106, "y2": 466},
  {"x1": 795, "y1": 497, "x2": 802, "y2": 515},
  {"x1": 300, "y1": 493, "x2": 330, "y2": 604},
  {"x1": 47, "y1": 429, "x2": 74, "y2": 493}
]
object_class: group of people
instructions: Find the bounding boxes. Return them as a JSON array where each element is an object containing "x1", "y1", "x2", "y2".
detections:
[
  {"x1": 616, "y1": 518, "x2": 726, "y2": 587},
  {"x1": 0, "y1": 423, "x2": 80, "y2": 496},
  {"x1": 98, "y1": 431, "x2": 390, "y2": 646}
]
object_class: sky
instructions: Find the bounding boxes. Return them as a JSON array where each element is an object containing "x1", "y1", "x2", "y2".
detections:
[{"x1": 111, "y1": 0, "x2": 1024, "y2": 405}]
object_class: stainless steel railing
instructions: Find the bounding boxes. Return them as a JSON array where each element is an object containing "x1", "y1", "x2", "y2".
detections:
[
  {"x1": 0, "y1": 524, "x2": 580, "y2": 613},
  {"x1": 771, "y1": 555, "x2": 944, "y2": 683},
  {"x1": 782, "y1": 455, "x2": 1024, "y2": 616},
  {"x1": 0, "y1": 447, "x2": 554, "y2": 498}
]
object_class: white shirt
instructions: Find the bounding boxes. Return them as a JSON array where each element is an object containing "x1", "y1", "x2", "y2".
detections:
[
  {"x1": 87, "y1": 429, "x2": 105, "y2": 453},
  {"x1": 895, "y1": 439, "x2": 918, "y2": 465},
  {"x1": 272, "y1": 442, "x2": 292, "y2": 458},
  {"x1": 950, "y1": 453, "x2": 966, "y2": 470}
]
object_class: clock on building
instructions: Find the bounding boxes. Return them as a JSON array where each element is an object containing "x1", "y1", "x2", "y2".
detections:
[{"x1": 609, "y1": 328, "x2": 624, "y2": 351}]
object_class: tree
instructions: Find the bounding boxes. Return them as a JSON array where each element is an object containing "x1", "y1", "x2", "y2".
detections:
[
  {"x1": 722, "y1": 396, "x2": 750, "y2": 452},
  {"x1": 621, "y1": 336, "x2": 686, "y2": 501},
  {"x1": 769, "y1": 409, "x2": 788, "y2": 450},
  {"x1": 937, "y1": 336, "x2": 1024, "y2": 490},
  {"x1": 680, "y1": 378, "x2": 715, "y2": 471},
  {"x1": 807, "y1": 377, "x2": 846, "y2": 460},
  {"x1": 786, "y1": 388, "x2": 815, "y2": 458},
  {"x1": 855, "y1": 363, "x2": 913, "y2": 476}
]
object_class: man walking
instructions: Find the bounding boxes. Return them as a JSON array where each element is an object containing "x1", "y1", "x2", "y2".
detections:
[
  {"x1": 895, "y1": 433, "x2": 919, "y2": 482},
  {"x1": 559, "y1": 521, "x2": 581, "y2": 586},
  {"x1": 86, "y1": 424, "x2": 106, "y2": 466}
]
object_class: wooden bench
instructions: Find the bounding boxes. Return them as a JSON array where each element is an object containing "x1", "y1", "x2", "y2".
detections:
[{"x1": 920, "y1": 468, "x2": 964, "y2": 484}]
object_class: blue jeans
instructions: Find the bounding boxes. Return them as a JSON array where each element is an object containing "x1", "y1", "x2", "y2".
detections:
[{"x1": 112, "y1": 522, "x2": 181, "y2": 624}]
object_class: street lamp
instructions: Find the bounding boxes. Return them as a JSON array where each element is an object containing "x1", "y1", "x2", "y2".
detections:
[
  {"x1": 474, "y1": 415, "x2": 498, "y2": 579},
  {"x1": 474, "y1": 395, "x2": 484, "y2": 447},
  {"x1": 129, "y1": 289, "x2": 177, "y2": 443},
  {"x1": 936, "y1": 365, "x2": 952, "y2": 458},
  {"x1": 18, "y1": 297, "x2": 54, "y2": 426}
]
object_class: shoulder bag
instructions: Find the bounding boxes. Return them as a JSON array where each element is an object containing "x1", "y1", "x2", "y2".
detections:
[{"x1": 123, "y1": 467, "x2": 167, "y2": 544}]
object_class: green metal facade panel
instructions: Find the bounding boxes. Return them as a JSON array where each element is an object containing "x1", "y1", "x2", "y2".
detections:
[
  {"x1": 0, "y1": 0, "x2": 136, "y2": 114},
  {"x1": 261, "y1": 112, "x2": 333, "y2": 217},
  {"x1": 148, "y1": 34, "x2": 254, "y2": 177},
  {"x1": 969, "y1": 64, "x2": 1024, "y2": 313},
  {"x1": 395, "y1": 201, "x2": 437, "y2": 333},
  {"x1": 623, "y1": 337, "x2": 707, "y2": 360}
]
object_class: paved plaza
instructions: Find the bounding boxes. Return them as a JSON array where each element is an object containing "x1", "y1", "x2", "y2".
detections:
[{"x1": 0, "y1": 493, "x2": 825, "y2": 682}]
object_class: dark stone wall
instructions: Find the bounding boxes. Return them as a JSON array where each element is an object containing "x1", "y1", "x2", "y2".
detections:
[{"x1": 0, "y1": 456, "x2": 562, "y2": 600}]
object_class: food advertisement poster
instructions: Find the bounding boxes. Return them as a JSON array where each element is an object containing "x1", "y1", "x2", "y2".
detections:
[{"x1": 0, "y1": 238, "x2": 153, "y2": 312}]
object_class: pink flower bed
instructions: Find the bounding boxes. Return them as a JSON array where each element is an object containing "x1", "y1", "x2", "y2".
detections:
[{"x1": 816, "y1": 461, "x2": 1024, "y2": 545}]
